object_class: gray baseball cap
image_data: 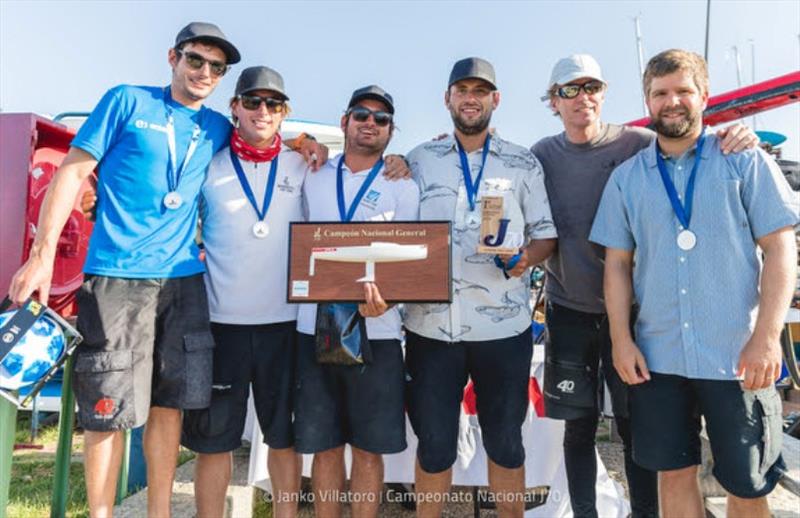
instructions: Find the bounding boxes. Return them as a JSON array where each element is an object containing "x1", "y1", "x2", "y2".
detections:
[
  {"x1": 448, "y1": 57, "x2": 497, "y2": 90},
  {"x1": 235, "y1": 66, "x2": 289, "y2": 100},
  {"x1": 175, "y1": 22, "x2": 241, "y2": 64},
  {"x1": 546, "y1": 54, "x2": 605, "y2": 94},
  {"x1": 348, "y1": 85, "x2": 395, "y2": 114}
]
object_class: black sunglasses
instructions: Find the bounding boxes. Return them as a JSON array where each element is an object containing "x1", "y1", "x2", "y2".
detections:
[
  {"x1": 239, "y1": 94, "x2": 287, "y2": 113},
  {"x1": 347, "y1": 106, "x2": 393, "y2": 127},
  {"x1": 177, "y1": 49, "x2": 228, "y2": 77},
  {"x1": 556, "y1": 80, "x2": 605, "y2": 99}
]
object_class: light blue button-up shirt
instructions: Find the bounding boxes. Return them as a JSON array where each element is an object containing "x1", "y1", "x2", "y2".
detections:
[{"x1": 590, "y1": 132, "x2": 799, "y2": 380}]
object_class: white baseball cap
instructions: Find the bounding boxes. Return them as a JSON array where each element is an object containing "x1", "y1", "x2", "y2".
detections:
[{"x1": 542, "y1": 54, "x2": 605, "y2": 100}]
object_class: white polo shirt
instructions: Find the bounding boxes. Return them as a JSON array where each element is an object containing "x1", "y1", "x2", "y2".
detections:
[
  {"x1": 202, "y1": 147, "x2": 308, "y2": 325},
  {"x1": 404, "y1": 134, "x2": 557, "y2": 342},
  {"x1": 296, "y1": 154, "x2": 420, "y2": 340}
]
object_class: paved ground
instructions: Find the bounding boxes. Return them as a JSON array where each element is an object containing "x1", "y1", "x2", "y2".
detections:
[{"x1": 115, "y1": 422, "x2": 800, "y2": 517}]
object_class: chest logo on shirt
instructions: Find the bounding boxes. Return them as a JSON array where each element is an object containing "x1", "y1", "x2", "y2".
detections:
[
  {"x1": 277, "y1": 175, "x2": 296, "y2": 194},
  {"x1": 134, "y1": 119, "x2": 167, "y2": 133},
  {"x1": 361, "y1": 189, "x2": 381, "y2": 208}
]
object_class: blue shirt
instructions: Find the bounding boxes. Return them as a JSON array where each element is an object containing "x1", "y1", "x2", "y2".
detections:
[
  {"x1": 72, "y1": 85, "x2": 231, "y2": 278},
  {"x1": 590, "y1": 132, "x2": 799, "y2": 380}
]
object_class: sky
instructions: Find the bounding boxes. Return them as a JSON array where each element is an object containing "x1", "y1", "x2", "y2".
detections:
[{"x1": 1, "y1": 0, "x2": 799, "y2": 159}]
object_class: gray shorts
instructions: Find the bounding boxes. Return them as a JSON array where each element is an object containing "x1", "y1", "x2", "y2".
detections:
[
  {"x1": 73, "y1": 274, "x2": 214, "y2": 431},
  {"x1": 630, "y1": 372, "x2": 785, "y2": 498}
]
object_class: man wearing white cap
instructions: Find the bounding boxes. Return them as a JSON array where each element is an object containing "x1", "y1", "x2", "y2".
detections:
[{"x1": 532, "y1": 54, "x2": 756, "y2": 518}]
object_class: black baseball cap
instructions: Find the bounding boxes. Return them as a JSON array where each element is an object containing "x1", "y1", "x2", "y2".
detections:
[
  {"x1": 235, "y1": 66, "x2": 289, "y2": 100},
  {"x1": 347, "y1": 85, "x2": 395, "y2": 114},
  {"x1": 448, "y1": 57, "x2": 497, "y2": 90},
  {"x1": 175, "y1": 22, "x2": 241, "y2": 64}
]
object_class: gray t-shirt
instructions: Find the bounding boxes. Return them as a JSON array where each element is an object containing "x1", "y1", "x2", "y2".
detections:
[{"x1": 532, "y1": 123, "x2": 652, "y2": 313}]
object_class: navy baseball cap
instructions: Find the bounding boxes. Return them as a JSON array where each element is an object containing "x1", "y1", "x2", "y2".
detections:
[
  {"x1": 348, "y1": 85, "x2": 395, "y2": 114},
  {"x1": 175, "y1": 22, "x2": 241, "y2": 64},
  {"x1": 448, "y1": 57, "x2": 497, "y2": 90}
]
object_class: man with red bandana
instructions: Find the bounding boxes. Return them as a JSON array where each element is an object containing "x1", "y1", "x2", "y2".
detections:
[{"x1": 180, "y1": 65, "x2": 306, "y2": 518}]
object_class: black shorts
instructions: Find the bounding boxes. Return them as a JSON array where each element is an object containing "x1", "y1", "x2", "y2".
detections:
[
  {"x1": 630, "y1": 372, "x2": 785, "y2": 498},
  {"x1": 73, "y1": 274, "x2": 214, "y2": 431},
  {"x1": 405, "y1": 328, "x2": 533, "y2": 473},
  {"x1": 543, "y1": 302, "x2": 629, "y2": 420},
  {"x1": 181, "y1": 321, "x2": 296, "y2": 453},
  {"x1": 293, "y1": 333, "x2": 406, "y2": 455}
]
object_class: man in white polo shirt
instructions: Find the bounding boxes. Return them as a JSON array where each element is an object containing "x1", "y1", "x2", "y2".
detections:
[
  {"x1": 294, "y1": 85, "x2": 419, "y2": 518},
  {"x1": 181, "y1": 66, "x2": 307, "y2": 518}
]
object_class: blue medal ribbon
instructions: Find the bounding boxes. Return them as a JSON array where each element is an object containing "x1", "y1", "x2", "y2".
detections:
[
  {"x1": 336, "y1": 155, "x2": 384, "y2": 222},
  {"x1": 163, "y1": 87, "x2": 203, "y2": 193},
  {"x1": 229, "y1": 147, "x2": 279, "y2": 222},
  {"x1": 456, "y1": 134, "x2": 492, "y2": 212},
  {"x1": 655, "y1": 133, "x2": 706, "y2": 230}
]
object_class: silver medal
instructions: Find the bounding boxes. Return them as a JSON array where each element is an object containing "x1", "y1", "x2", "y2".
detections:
[
  {"x1": 163, "y1": 191, "x2": 183, "y2": 210},
  {"x1": 465, "y1": 211, "x2": 481, "y2": 227},
  {"x1": 677, "y1": 229, "x2": 696, "y2": 251},
  {"x1": 252, "y1": 221, "x2": 270, "y2": 238}
]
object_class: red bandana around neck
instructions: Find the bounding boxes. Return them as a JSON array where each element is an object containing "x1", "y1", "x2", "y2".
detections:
[{"x1": 230, "y1": 129, "x2": 282, "y2": 163}]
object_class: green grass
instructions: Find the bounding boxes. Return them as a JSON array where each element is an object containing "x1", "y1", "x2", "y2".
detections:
[
  {"x1": 8, "y1": 456, "x2": 88, "y2": 518},
  {"x1": 14, "y1": 413, "x2": 62, "y2": 447},
  {"x1": 252, "y1": 487, "x2": 274, "y2": 518},
  {"x1": 9, "y1": 416, "x2": 197, "y2": 517}
]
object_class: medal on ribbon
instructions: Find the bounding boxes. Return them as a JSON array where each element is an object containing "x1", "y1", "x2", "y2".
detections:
[
  {"x1": 162, "y1": 87, "x2": 202, "y2": 210},
  {"x1": 456, "y1": 134, "x2": 491, "y2": 226},
  {"x1": 656, "y1": 134, "x2": 706, "y2": 251},
  {"x1": 229, "y1": 147, "x2": 279, "y2": 239}
]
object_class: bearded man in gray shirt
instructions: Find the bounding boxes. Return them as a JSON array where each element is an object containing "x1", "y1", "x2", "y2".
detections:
[{"x1": 531, "y1": 54, "x2": 756, "y2": 518}]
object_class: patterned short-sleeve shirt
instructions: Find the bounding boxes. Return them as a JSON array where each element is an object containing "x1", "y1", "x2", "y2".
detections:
[{"x1": 404, "y1": 134, "x2": 557, "y2": 342}]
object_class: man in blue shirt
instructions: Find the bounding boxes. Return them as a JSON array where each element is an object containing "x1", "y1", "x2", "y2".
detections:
[
  {"x1": 591, "y1": 49, "x2": 798, "y2": 518},
  {"x1": 8, "y1": 22, "x2": 240, "y2": 518}
]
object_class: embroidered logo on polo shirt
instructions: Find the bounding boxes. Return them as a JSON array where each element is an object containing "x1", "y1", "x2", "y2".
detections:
[
  {"x1": 361, "y1": 189, "x2": 381, "y2": 209},
  {"x1": 277, "y1": 175, "x2": 296, "y2": 194}
]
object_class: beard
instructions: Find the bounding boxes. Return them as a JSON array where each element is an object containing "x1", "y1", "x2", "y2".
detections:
[
  {"x1": 651, "y1": 107, "x2": 701, "y2": 138},
  {"x1": 345, "y1": 128, "x2": 390, "y2": 155},
  {"x1": 451, "y1": 106, "x2": 492, "y2": 135}
]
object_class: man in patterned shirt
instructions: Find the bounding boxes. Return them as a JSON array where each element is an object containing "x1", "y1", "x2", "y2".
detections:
[{"x1": 404, "y1": 57, "x2": 557, "y2": 517}]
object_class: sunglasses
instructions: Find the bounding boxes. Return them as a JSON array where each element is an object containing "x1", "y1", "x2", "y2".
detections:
[
  {"x1": 347, "y1": 106, "x2": 393, "y2": 127},
  {"x1": 556, "y1": 80, "x2": 605, "y2": 99},
  {"x1": 177, "y1": 49, "x2": 228, "y2": 77},
  {"x1": 239, "y1": 94, "x2": 287, "y2": 113}
]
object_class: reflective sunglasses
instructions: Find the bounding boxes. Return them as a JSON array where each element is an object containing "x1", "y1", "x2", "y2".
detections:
[
  {"x1": 177, "y1": 49, "x2": 228, "y2": 77},
  {"x1": 556, "y1": 80, "x2": 605, "y2": 99},
  {"x1": 239, "y1": 94, "x2": 287, "y2": 113},
  {"x1": 347, "y1": 106, "x2": 393, "y2": 127}
]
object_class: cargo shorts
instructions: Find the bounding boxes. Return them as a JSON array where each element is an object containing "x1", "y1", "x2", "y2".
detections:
[{"x1": 73, "y1": 274, "x2": 214, "y2": 431}]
